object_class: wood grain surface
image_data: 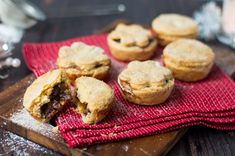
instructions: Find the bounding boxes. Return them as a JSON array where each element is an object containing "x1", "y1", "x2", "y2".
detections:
[{"x1": 0, "y1": 0, "x2": 235, "y2": 156}]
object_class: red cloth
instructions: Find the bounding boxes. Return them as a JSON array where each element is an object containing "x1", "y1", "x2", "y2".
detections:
[{"x1": 23, "y1": 34, "x2": 235, "y2": 148}]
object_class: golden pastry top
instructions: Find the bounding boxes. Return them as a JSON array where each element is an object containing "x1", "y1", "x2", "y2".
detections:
[
  {"x1": 152, "y1": 14, "x2": 198, "y2": 36},
  {"x1": 75, "y1": 77, "x2": 114, "y2": 112},
  {"x1": 163, "y1": 39, "x2": 215, "y2": 66},
  {"x1": 23, "y1": 69, "x2": 64, "y2": 111},
  {"x1": 57, "y1": 42, "x2": 110, "y2": 70},
  {"x1": 109, "y1": 24, "x2": 154, "y2": 48},
  {"x1": 119, "y1": 61, "x2": 173, "y2": 90}
]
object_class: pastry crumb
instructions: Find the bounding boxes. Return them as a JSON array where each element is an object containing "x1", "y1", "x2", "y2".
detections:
[{"x1": 52, "y1": 126, "x2": 58, "y2": 133}]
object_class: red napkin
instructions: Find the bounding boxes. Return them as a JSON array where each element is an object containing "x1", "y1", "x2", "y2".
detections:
[{"x1": 23, "y1": 34, "x2": 235, "y2": 148}]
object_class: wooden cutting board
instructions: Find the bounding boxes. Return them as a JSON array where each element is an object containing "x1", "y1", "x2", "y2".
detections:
[{"x1": 0, "y1": 74, "x2": 187, "y2": 156}]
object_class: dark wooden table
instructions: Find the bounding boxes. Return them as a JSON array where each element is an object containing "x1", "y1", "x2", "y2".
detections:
[{"x1": 0, "y1": 0, "x2": 235, "y2": 155}]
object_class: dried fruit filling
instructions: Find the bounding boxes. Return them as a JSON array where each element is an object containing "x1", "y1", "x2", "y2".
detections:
[{"x1": 40, "y1": 83, "x2": 70, "y2": 119}]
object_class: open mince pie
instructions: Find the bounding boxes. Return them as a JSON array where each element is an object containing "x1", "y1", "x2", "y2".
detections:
[
  {"x1": 107, "y1": 23, "x2": 157, "y2": 61},
  {"x1": 75, "y1": 77, "x2": 114, "y2": 124},
  {"x1": 57, "y1": 42, "x2": 111, "y2": 83},
  {"x1": 23, "y1": 69, "x2": 72, "y2": 122},
  {"x1": 118, "y1": 61, "x2": 174, "y2": 105}
]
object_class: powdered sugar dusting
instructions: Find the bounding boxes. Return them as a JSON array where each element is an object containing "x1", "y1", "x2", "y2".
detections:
[
  {"x1": 9, "y1": 108, "x2": 60, "y2": 139},
  {"x1": 121, "y1": 144, "x2": 129, "y2": 152},
  {"x1": 139, "y1": 147, "x2": 151, "y2": 156},
  {"x1": 0, "y1": 130, "x2": 61, "y2": 155}
]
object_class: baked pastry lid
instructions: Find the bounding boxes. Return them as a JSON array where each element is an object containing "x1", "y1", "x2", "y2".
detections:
[
  {"x1": 75, "y1": 76, "x2": 114, "y2": 112},
  {"x1": 163, "y1": 39, "x2": 215, "y2": 67},
  {"x1": 57, "y1": 42, "x2": 110, "y2": 69},
  {"x1": 152, "y1": 13, "x2": 199, "y2": 36},
  {"x1": 23, "y1": 69, "x2": 63, "y2": 111},
  {"x1": 108, "y1": 23, "x2": 156, "y2": 48},
  {"x1": 118, "y1": 61, "x2": 173, "y2": 89}
]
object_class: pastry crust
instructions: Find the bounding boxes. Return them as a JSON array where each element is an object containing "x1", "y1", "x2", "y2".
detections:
[
  {"x1": 118, "y1": 61, "x2": 174, "y2": 105},
  {"x1": 75, "y1": 77, "x2": 114, "y2": 124},
  {"x1": 107, "y1": 24, "x2": 157, "y2": 61},
  {"x1": 152, "y1": 14, "x2": 198, "y2": 45},
  {"x1": 57, "y1": 42, "x2": 111, "y2": 82},
  {"x1": 156, "y1": 33, "x2": 197, "y2": 46},
  {"x1": 163, "y1": 39, "x2": 215, "y2": 82},
  {"x1": 23, "y1": 69, "x2": 71, "y2": 122},
  {"x1": 152, "y1": 14, "x2": 198, "y2": 36}
]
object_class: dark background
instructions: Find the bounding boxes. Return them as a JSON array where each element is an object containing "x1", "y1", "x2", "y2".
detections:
[{"x1": 1, "y1": 0, "x2": 235, "y2": 155}]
